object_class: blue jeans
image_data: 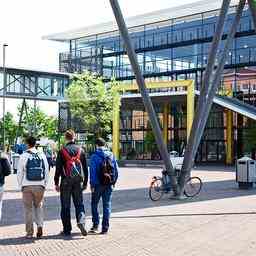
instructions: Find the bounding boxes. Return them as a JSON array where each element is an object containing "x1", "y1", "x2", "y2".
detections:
[{"x1": 91, "y1": 185, "x2": 112, "y2": 231}]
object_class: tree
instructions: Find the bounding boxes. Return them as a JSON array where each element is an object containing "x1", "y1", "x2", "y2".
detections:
[
  {"x1": 0, "y1": 112, "x2": 18, "y2": 146},
  {"x1": 144, "y1": 121, "x2": 159, "y2": 160},
  {"x1": 18, "y1": 105, "x2": 58, "y2": 141},
  {"x1": 243, "y1": 119, "x2": 256, "y2": 155},
  {"x1": 66, "y1": 71, "x2": 118, "y2": 140}
]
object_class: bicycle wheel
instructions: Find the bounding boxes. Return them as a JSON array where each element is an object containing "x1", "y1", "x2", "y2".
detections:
[
  {"x1": 184, "y1": 176, "x2": 202, "y2": 198},
  {"x1": 149, "y1": 177, "x2": 164, "y2": 201}
]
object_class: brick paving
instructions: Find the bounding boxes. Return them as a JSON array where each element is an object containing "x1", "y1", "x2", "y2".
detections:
[{"x1": 1, "y1": 166, "x2": 256, "y2": 255}]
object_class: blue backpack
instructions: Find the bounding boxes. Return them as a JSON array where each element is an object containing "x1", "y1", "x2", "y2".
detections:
[{"x1": 26, "y1": 151, "x2": 45, "y2": 181}]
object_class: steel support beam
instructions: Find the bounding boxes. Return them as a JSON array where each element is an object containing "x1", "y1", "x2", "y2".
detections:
[
  {"x1": 109, "y1": 0, "x2": 179, "y2": 194},
  {"x1": 14, "y1": 99, "x2": 28, "y2": 148},
  {"x1": 2, "y1": 45, "x2": 7, "y2": 148},
  {"x1": 178, "y1": 0, "x2": 231, "y2": 190},
  {"x1": 179, "y1": 0, "x2": 246, "y2": 193}
]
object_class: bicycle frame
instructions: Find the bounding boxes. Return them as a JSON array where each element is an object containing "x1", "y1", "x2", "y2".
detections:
[{"x1": 151, "y1": 169, "x2": 189, "y2": 192}]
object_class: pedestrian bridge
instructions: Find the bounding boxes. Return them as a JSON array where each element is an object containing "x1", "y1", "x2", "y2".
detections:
[{"x1": 0, "y1": 67, "x2": 70, "y2": 101}]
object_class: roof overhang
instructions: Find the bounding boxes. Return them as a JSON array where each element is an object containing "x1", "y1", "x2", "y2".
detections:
[{"x1": 43, "y1": 0, "x2": 239, "y2": 42}]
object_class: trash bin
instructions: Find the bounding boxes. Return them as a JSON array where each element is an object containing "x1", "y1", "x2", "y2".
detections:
[
  {"x1": 236, "y1": 157, "x2": 256, "y2": 189},
  {"x1": 169, "y1": 151, "x2": 179, "y2": 158},
  {"x1": 12, "y1": 154, "x2": 20, "y2": 174}
]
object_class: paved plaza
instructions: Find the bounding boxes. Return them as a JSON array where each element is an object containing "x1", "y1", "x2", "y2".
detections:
[{"x1": 1, "y1": 165, "x2": 256, "y2": 256}]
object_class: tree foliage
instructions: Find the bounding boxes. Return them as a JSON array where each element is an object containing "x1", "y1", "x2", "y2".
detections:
[
  {"x1": 0, "y1": 112, "x2": 18, "y2": 146},
  {"x1": 244, "y1": 120, "x2": 256, "y2": 154},
  {"x1": 66, "y1": 71, "x2": 118, "y2": 139},
  {"x1": 144, "y1": 121, "x2": 158, "y2": 153},
  {"x1": 0, "y1": 105, "x2": 58, "y2": 147},
  {"x1": 19, "y1": 105, "x2": 58, "y2": 141}
]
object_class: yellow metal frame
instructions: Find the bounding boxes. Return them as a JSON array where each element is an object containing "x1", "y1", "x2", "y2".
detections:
[
  {"x1": 163, "y1": 103, "x2": 169, "y2": 145},
  {"x1": 225, "y1": 90, "x2": 233, "y2": 165},
  {"x1": 226, "y1": 110, "x2": 233, "y2": 165},
  {"x1": 112, "y1": 93, "x2": 121, "y2": 159},
  {"x1": 112, "y1": 80, "x2": 195, "y2": 159}
]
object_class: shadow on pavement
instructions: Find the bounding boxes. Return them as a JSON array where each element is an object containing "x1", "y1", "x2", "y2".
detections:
[
  {"x1": 111, "y1": 211, "x2": 256, "y2": 219},
  {"x1": 0, "y1": 179, "x2": 256, "y2": 229},
  {"x1": 194, "y1": 164, "x2": 235, "y2": 172},
  {"x1": 0, "y1": 232, "x2": 85, "y2": 246},
  {"x1": 0, "y1": 236, "x2": 36, "y2": 246}
]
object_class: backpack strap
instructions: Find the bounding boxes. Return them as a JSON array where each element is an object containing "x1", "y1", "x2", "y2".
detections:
[
  {"x1": 26, "y1": 150, "x2": 37, "y2": 156},
  {"x1": 61, "y1": 147, "x2": 81, "y2": 176},
  {"x1": 26, "y1": 150, "x2": 43, "y2": 168},
  {"x1": 61, "y1": 147, "x2": 81, "y2": 161}
]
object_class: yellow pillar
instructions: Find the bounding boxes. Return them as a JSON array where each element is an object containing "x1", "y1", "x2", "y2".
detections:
[
  {"x1": 112, "y1": 92, "x2": 121, "y2": 159},
  {"x1": 163, "y1": 103, "x2": 169, "y2": 145},
  {"x1": 226, "y1": 110, "x2": 233, "y2": 165},
  {"x1": 186, "y1": 81, "x2": 195, "y2": 141}
]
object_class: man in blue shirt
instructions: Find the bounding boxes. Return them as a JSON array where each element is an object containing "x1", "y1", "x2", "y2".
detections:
[{"x1": 89, "y1": 138, "x2": 118, "y2": 234}]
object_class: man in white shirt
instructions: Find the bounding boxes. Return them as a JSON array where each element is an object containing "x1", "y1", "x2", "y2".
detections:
[{"x1": 17, "y1": 136, "x2": 49, "y2": 239}]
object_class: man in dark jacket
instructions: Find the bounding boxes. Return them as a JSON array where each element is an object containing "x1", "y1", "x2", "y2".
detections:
[
  {"x1": 55, "y1": 130, "x2": 88, "y2": 236},
  {"x1": 0, "y1": 152, "x2": 11, "y2": 221},
  {"x1": 89, "y1": 138, "x2": 118, "y2": 234}
]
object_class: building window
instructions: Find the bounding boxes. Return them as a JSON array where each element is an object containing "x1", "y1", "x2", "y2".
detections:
[{"x1": 242, "y1": 84, "x2": 249, "y2": 90}]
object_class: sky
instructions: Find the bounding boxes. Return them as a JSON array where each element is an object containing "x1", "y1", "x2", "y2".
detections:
[{"x1": 0, "y1": 0, "x2": 200, "y2": 118}]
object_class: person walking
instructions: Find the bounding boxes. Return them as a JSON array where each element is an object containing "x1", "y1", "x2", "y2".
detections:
[
  {"x1": 0, "y1": 151, "x2": 11, "y2": 221},
  {"x1": 17, "y1": 136, "x2": 49, "y2": 239},
  {"x1": 89, "y1": 138, "x2": 119, "y2": 234},
  {"x1": 44, "y1": 144, "x2": 54, "y2": 171},
  {"x1": 55, "y1": 129, "x2": 88, "y2": 236}
]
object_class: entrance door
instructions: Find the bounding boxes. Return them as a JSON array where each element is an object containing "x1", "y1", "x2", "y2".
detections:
[{"x1": 196, "y1": 140, "x2": 226, "y2": 163}]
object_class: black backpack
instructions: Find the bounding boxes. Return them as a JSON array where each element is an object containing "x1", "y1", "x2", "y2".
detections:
[
  {"x1": 97, "y1": 154, "x2": 115, "y2": 186},
  {"x1": 0, "y1": 157, "x2": 11, "y2": 177}
]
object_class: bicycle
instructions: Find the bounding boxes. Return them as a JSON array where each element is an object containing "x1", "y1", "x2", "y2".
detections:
[{"x1": 149, "y1": 169, "x2": 202, "y2": 201}]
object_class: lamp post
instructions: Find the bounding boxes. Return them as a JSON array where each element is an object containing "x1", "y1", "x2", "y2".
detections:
[{"x1": 2, "y1": 44, "x2": 8, "y2": 149}]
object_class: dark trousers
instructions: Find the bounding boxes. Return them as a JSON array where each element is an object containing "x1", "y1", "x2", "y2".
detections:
[
  {"x1": 91, "y1": 185, "x2": 112, "y2": 231},
  {"x1": 60, "y1": 177, "x2": 85, "y2": 233}
]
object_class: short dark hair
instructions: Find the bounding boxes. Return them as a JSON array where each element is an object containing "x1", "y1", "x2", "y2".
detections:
[
  {"x1": 65, "y1": 129, "x2": 75, "y2": 141},
  {"x1": 25, "y1": 136, "x2": 37, "y2": 147},
  {"x1": 95, "y1": 138, "x2": 106, "y2": 147}
]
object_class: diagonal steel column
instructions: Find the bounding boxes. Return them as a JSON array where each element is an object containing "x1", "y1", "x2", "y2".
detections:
[
  {"x1": 15, "y1": 99, "x2": 26, "y2": 148},
  {"x1": 248, "y1": 0, "x2": 256, "y2": 29},
  {"x1": 178, "y1": 0, "x2": 231, "y2": 189},
  {"x1": 179, "y1": 0, "x2": 246, "y2": 193},
  {"x1": 109, "y1": 0, "x2": 179, "y2": 194},
  {"x1": 199, "y1": 0, "x2": 246, "y2": 130}
]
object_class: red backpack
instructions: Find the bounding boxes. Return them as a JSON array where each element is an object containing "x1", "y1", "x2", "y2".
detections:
[{"x1": 61, "y1": 147, "x2": 83, "y2": 180}]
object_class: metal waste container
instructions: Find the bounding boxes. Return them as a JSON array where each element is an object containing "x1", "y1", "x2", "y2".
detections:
[{"x1": 236, "y1": 157, "x2": 256, "y2": 189}]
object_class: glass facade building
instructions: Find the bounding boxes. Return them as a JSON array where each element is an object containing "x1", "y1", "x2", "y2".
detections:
[{"x1": 46, "y1": 0, "x2": 256, "y2": 163}]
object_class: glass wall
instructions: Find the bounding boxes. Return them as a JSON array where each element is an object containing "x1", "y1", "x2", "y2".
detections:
[
  {"x1": 60, "y1": 3, "x2": 256, "y2": 83},
  {"x1": 0, "y1": 70, "x2": 69, "y2": 99},
  {"x1": 58, "y1": 2, "x2": 256, "y2": 163},
  {"x1": 120, "y1": 102, "x2": 227, "y2": 162}
]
